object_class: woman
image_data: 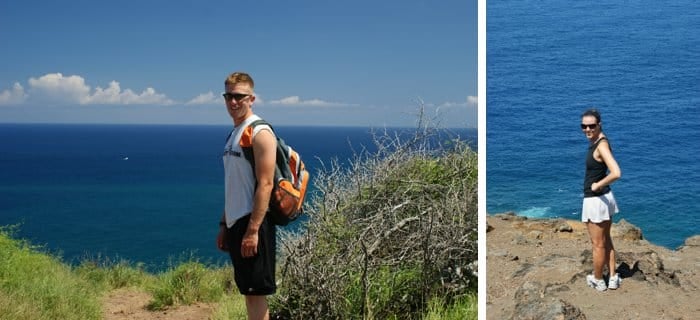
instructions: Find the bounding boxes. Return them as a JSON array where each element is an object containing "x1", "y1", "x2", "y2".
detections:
[{"x1": 580, "y1": 109, "x2": 621, "y2": 292}]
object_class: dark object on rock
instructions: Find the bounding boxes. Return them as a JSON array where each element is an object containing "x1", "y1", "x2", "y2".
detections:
[
  {"x1": 616, "y1": 251, "x2": 680, "y2": 287},
  {"x1": 512, "y1": 263, "x2": 534, "y2": 278},
  {"x1": 487, "y1": 222, "x2": 494, "y2": 233},
  {"x1": 495, "y1": 212, "x2": 528, "y2": 221}
]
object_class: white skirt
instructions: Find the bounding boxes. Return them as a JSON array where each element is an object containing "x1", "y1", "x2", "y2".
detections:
[{"x1": 581, "y1": 191, "x2": 619, "y2": 223}]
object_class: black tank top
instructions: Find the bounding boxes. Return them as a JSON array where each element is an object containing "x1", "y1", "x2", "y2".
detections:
[{"x1": 583, "y1": 137, "x2": 611, "y2": 197}]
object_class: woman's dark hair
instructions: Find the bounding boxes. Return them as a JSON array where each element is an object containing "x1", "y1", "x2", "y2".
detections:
[{"x1": 582, "y1": 108, "x2": 601, "y2": 123}]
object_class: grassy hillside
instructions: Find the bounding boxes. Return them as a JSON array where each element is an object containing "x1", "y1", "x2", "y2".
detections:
[
  {"x1": 1, "y1": 226, "x2": 102, "y2": 320},
  {"x1": 0, "y1": 229, "x2": 246, "y2": 320},
  {"x1": 1, "y1": 124, "x2": 477, "y2": 320}
]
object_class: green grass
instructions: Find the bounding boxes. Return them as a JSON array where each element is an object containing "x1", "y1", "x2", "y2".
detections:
[
  {"x1": 0, "y1": 225, "x2": 247, "y2": 319},
  {"x1": 73, "y1": 259, "x2": 152, "y2": 291},
  {"x1": 2, "y1": 217, "x2": 476, "y2": 320},
  {"x1": 147, "y1": 261, "x2": 228, "y2": 310},
  {"x1": 210, "y1": 294, "x2": 249, "y2": 320},
  {"x1": 343, "y1": 266, "x2": 424, "y2": 319},
  {"x1": 424, "y1": 294, "x2": 478, "y2": 320},
  {"x1": 0, "y1": 226, "x2": 102, "y2": 320}
]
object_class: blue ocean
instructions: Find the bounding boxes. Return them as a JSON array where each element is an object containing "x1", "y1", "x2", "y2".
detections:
[
  {"x1": 487, "y1": 0, "x2": 700, "y2": 249},
  {"x1": 0, "y1": 123, "x2": 475, "y2": 271}
]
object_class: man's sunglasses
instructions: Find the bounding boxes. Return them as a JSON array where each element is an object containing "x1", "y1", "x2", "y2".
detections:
[
  {"x1": 580, "y1": 123, "x2": 598, "y2": 130},
  {"x1": 222, "y1": 92, "x2": 250, "y2": 101}
]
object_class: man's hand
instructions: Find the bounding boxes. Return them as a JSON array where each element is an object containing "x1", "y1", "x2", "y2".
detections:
[
  {"x1": 241, "y1": 229, "x2": 259, "y2": 258},
  {"x1": 216, "y1": 227, "x2": 229, "y2": 252}
]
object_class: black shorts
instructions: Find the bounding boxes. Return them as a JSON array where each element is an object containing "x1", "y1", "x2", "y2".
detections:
[{"x1": 225, "y1": 214, "x2": 277, "y2": 295}]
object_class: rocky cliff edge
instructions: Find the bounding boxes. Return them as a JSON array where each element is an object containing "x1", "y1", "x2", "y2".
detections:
[{"x1": 487, "y1": 212, "x2": 700, "y2": 320}]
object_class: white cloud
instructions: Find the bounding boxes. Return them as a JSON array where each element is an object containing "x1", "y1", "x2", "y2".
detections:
[
  {"x1": 28, "y1": 73, "x2": 90, "y2": 103},
  {"x1": 187, "y1": 91, "x2": 267, "y2": 106},
  {"x1": 186, "y1": 91, "x2": 219, "y2": 105},
  {"x1": 254, "y1": 94, "x2": 265, "y2": 105},
  {"x1": 86, "y1": 81, "x2": 173, "y2": 105},
  {"x1": 413, "y1": 96, "x2": 477, "y2": 127},
  {"x1": 25, "y1": 73, "x2": 173, "y2": 105},
  {"x1": 438, "y1": 96, "x2": 478, "y2": 108},
  {"x1": 0, "y1": 82, "x2": 28, "y2": 105},
  {"x1": 268, "y1": 95, "x2": 354, "y2": 107}
]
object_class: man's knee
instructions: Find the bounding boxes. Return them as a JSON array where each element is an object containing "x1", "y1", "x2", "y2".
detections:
[{"x1": 245, "y1": 295, "x2": 269, "y2": 311}]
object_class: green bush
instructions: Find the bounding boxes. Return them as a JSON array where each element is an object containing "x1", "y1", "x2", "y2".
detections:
[
  {"x1": 343, "y1": 266, "x2": 424, "y2": 319},
  {"x1": 273, "y1": 128, "x2": 478, "y2": 319}
]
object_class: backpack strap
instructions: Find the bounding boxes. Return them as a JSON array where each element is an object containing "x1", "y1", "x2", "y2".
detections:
[
  {"x1": 238, "y1": 120, "x2": 308, "y2": 226},
  {"x1": 239, "y1": 119, "x2": 283, "y2": 181},
  {"x1": 224, "y1": 115, "x2": 262, "y2": 146}
]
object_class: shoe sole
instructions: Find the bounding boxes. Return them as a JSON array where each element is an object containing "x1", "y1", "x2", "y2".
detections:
[
  {"x1": 586, "y1": 275, "x2": 607, "y2": 291},
  {"x1": 586, "y1": 275, "x2": 595, "y2": 287},
  {"x1": 608, "y1": 279, "x2": 620, "y2": 290}
]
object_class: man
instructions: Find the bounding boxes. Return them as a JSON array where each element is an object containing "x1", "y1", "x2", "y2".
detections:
[{"x1": 216, "y1": 72, "x2": 277, "y2": 320}]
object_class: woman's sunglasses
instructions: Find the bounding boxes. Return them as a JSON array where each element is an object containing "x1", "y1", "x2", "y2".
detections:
[
  {"x1": 580, "y1": 123, "x2": 598, "y2": 130},
  {"x1": 222, "y1": 92, "x2": 250, "y2": 102}
]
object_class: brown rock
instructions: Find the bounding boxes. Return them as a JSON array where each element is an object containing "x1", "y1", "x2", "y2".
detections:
[
  {"x1": 494, "y1": 211, "x2": 528, "y2": 221},
  {"x1": 487, "y1": 215, "x2": 700, "y2": 320},
  {"x1": 511, "y1": 281, "x2": 587, "y2": 320},
  {"x1": 611, "y1": 219, "x2": 644, "y2": 241},
  {"x1": 554, "y1": 221, "x2": 574, "y2": 233},
  {"x1": 683, "y1": 235, "x2": 700, "y2": 247}
]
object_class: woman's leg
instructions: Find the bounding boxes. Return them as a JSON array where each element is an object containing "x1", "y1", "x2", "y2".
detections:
[
  {"x1": 604, "y1": 221, "x2": 616, "y2": 276},
  {"x1": 586, "y1": 220, "x2": 611, "y2": 279}
]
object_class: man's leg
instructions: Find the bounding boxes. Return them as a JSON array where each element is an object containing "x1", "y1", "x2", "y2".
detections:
[{"x1": 245, "y1": 295, "x2": 269, "y2": 320}]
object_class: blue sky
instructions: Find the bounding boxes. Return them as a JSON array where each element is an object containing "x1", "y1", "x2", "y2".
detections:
[{"x1": 0, "y1": 0, "x2": 476, "y2": 128}]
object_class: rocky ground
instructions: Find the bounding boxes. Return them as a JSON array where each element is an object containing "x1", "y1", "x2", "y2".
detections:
[{"x1": 487, "y1": 212, "x2": 700, "y2": 320}]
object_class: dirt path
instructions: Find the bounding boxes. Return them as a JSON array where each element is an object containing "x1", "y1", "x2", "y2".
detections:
[{"x1": 102, "y1": 288, "x2": 215, "y2": 320}]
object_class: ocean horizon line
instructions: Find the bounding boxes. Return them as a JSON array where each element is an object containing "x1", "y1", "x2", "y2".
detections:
[{"x1": 0, "y1": 121, "x2": 477, "y2": 130}]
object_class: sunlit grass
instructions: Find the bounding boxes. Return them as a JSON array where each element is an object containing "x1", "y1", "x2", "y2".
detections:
[{"x1": 0, "y1": 226, "x2": 102, "y2": 320}]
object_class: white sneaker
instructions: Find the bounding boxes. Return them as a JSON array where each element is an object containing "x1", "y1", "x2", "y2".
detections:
[
  {"x1": 608, "y1": 273, "x2": 621, "y2": 290},
  {"x1": 586, "y1": 274, "x2": 596, "y2": 287},
  {"x1": 586, "y1": 274, "x2": 607, "y2": 291}
]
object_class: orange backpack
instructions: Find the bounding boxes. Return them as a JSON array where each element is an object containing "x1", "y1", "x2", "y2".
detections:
[{"x1": 239, "y1": 119, "x2": 310, "y2": 226}]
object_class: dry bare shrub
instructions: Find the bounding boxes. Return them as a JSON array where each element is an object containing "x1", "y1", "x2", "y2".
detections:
[{"x1": 272, "y1": 121, "x2": 477, "y2": 319}]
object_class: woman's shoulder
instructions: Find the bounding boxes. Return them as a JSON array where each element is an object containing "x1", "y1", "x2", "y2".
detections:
[
  {"x1": 595, "y1": 135, "x2": 613, "y2": 152},
  {"x1": 596, "y1": 134, "x2": 609, "y2": 144}
]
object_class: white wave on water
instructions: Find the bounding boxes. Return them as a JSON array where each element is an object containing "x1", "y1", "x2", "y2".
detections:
[{"x1": 518, "y1": 207, "x2": 551, "y2": 218}]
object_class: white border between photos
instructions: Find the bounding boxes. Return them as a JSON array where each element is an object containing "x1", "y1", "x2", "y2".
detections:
[{"x1": 477, "y1": 0, "x2": 486, "y2": 318}]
